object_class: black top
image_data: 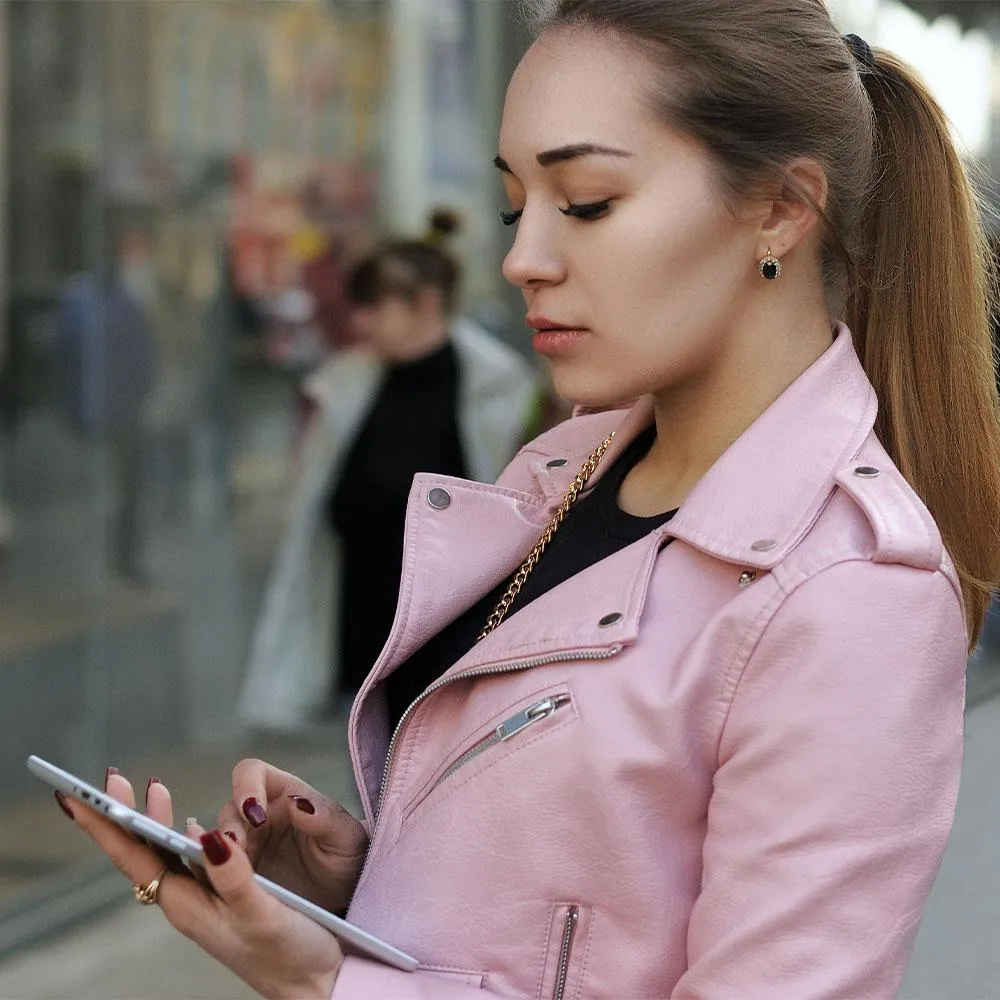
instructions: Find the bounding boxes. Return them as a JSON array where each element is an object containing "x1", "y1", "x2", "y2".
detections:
[
  {"x1": 329, "y1": 341, "x2": 468, "y2": 697},
  {"x1": 385, "y1": 425, "x2": 677, "y2": 730}
]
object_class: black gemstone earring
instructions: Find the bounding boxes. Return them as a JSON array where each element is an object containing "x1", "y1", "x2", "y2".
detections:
[{"x1": 759, "y1": 249, "x2": 781, "y2": 280}]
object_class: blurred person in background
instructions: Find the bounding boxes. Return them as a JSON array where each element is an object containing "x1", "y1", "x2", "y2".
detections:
[
  {"x1": 238, "y1": 214, "x2": 541, "y2": 727},
  {"x1": 63, "y1": 0, "x2": 1000, "y2": 996},
  {"x1": 52, "y1": 228, "x2": 156, "y2": 583}
]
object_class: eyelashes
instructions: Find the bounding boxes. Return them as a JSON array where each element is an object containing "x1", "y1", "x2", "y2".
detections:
[
  {"x1": 561, "y1": 199, "x2": 612, "y2": 221},
  {"x1": 499, "y1": 199, "x2": 612, "y2": 227}
]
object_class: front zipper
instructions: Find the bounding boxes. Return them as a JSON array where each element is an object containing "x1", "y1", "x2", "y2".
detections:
[
  {"x1": 356, "y1": 644, "x2": 622, "y2": 889},
  {"x1": 553, "y1": 906, "x2": 580, "y2": 1000},
  {"x1": 431, "y1": 693, "x2": 571, "y2": 791}
]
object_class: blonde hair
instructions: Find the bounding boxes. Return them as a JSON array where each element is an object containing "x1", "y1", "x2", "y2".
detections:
[{"x1": 526, "y1": 0, "x2": 1000, "y2": 644}]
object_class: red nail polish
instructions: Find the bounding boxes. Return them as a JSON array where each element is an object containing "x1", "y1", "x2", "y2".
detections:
[
  {"x1": 104, "y1": 767, "x2": 120, "y2": 791},
  {"x1": 54, "y1": 790, "x2": 75, "y2": 820},
  {"x1": 242, "y1": 797, "x2": 267, "y2": 828},
  {"x1": 200, "y1": 829, "x2": 231, "y2": 866},
  {"x1": 290, "y1": 795, "x2": 316, "y2": 815},
  {"x1": 223, "y1": 830, "x2": 239, "y2": 842}
]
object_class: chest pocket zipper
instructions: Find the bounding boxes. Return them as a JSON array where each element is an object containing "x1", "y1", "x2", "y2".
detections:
[{"x1": 432, "y1": 694, "x2": 572, "y2": 792}]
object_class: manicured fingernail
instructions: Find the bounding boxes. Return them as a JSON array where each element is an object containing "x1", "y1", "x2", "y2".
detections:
[
  {"x1": 54, "y1": 790, "x2": 75, "y2": 819},
  {"x1": 223, "y1": 830, "x2": 238, "y2": 842},
  {"x1": 145, "y1": 776, "x2": 161, "y2": 798},
  {"x1": 104, "y1": 767, "x2": 120, "y2": 791},
  {"x1": 200, "y1": 829, "x2": 231, "y2": 866},
  {"x1": 289, "y1": 795, "x2": 316, "y2": 815},
  {"x1": 242, "y1": 797, "x2": 267, "y2": 828}
]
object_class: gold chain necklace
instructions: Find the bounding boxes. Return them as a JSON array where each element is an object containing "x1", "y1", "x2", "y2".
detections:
[{"x1": 477, "y1": 432, "x2": 617, "y2": 642}]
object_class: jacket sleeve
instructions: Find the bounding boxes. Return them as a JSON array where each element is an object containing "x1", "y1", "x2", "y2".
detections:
[
  {"x1": 672, "y1": 561, "x2": 967, "y2": 999},
  {"x1": 332, "y1": 956, "x2": 489, "y2": 998}
]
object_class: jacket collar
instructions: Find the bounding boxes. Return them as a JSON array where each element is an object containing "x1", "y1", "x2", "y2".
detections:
[{"x1": 538, "y1": 324, "x2": 878, "y2": 570}]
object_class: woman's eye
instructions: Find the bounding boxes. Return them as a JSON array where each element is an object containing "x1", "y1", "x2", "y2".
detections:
[
  {"x1": 499, "y1": 208, "x2": 523, "y2": 227},
  {"x1": 561, "y1": 200, "x2": 612, "y2": 221}
]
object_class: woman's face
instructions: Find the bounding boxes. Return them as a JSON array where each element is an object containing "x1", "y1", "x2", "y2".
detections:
[
  {"x1": 498, "y1": 27, "x2": 761, "y2": 408},
  {"x1": 353, "y1": 292, "x2": 441, "y2": 363}
]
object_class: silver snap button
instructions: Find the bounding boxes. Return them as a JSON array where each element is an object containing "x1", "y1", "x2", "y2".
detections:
[
  {"x1": 598, "y1": 613, "x2": 623, "y2": 627},
  {"x1": 546, "y1": 458, "x2": 568, "y2": 469},
  {"x1": 853, "y1": 466, "x2": 880, "y2": 479},
  {"x1": 738, "y1": 570, "x2": 758, "y2": 588},
  {"x1": 427, "y1": 488, "x2": 451, "y2": 510},
  {"x1": 750, "y1": 539, "x2": 777, "y2": 553}
]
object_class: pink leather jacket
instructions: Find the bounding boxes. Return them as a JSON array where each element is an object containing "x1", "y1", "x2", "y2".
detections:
[{"x1": 335, "y1": 326, "x2": 967, "y2": 999}]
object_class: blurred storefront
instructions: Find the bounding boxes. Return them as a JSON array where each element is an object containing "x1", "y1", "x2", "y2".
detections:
[{"x1": 0, "y1": 0, "x2": 394, "y2": 950}]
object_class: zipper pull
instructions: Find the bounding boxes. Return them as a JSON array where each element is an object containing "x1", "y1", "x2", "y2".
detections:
[{"x1": 496, "y1": 694, "x2": 571, "y2": 741}]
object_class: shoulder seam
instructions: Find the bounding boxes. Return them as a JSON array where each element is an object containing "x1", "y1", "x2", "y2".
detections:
[{"x1": 712, "y1": 557, "x2": 960, "y2": 763}]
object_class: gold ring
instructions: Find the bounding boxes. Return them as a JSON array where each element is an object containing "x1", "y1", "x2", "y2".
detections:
[{"x1": 133, "y1": 866, "x2": 169, "y2": 906}]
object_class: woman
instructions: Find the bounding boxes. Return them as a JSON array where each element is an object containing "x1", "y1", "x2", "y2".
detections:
[
  {"x1": 240, "y1": 228, "x2": 540, "y2": 725},
  {"x1": 60, "y1": 1, "x2": 1000, "y2": 997}
]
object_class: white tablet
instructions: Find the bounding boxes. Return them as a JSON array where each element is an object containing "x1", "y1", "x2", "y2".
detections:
[{"x1": 27, "y1": 755, "x2": 418, "y2": 973}]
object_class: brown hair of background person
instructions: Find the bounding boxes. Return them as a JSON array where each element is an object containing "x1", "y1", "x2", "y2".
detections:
[
  {"x1": 425, "y1": 207, "x2": 463, "y2": 249},
  {"x1": 347, "y1": 238, "x2": 461, "y2": 317},
  {"x1": 527, "y1": 0, "x2": 1000, "y2": 645}
]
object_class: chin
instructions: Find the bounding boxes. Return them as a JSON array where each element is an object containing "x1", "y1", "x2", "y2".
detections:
[{"x1": 551, "y1": 371, "x2": 642, "y2": 414}]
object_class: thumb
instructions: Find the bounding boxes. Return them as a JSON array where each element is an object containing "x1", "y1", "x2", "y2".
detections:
[
  {"x1": 196, "y1": 828, "x2": 272, "y2": 924},
  {"x1": 285, "y1": 794, "x2": 368, "y2": 856}
]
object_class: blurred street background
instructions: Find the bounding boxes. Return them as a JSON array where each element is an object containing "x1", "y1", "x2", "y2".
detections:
[{"x1": 0, "y1": 1, "x2": 999, "y2": 997}]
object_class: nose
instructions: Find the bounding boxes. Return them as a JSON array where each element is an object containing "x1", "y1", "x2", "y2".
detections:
[{"x1": 501, "y1": 210, "x2": 566, "y2": 290}]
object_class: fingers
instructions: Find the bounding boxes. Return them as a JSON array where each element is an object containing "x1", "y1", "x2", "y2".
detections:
[
  {"x1": 216, "y1": 801, "x2": 248, "y2": 851},
  {"x1": 285, "y1": 794, "x2": 368, "y2": 859},
  {"x1": 145, "y1": 778, "x2": 174, "y2": 828},
  {"x1": 230, "y1": 759, "x2": 360, "y2": 844},
  {"x1": 105, "y1": 771, "x2": 137, "y2": 809},
  {"x1": 104, "y1": 770, "x2": 173, "y2": 827},
  {"x1": 67, "y1": 794, "x2": 170, "y2": 890},
  {"x1": 230, "y1": 759, "x2": 332, "y2": 843},
  {"x1": 231, "y1": 758, "x2": 298, "y2": 828}
]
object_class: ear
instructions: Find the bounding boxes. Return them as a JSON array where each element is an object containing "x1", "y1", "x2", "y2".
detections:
[{"x1": 757, "y1": 158, "x2": 829, "y2": 261}]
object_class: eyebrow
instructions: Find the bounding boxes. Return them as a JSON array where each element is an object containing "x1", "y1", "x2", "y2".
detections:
[{"x1": 493, "y1": 143, "x2": 633, "y2": 173}]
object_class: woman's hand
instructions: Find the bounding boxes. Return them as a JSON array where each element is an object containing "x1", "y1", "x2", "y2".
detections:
[
  {"x1": 60, "y1": 773, "x2": 344, "y2": 1000},
  {"x1": 217, "y1": 759, "x2": 369, "y2": 915}
]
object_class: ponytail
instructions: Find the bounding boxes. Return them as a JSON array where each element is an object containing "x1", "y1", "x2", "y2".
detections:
[{"x1": 847, "y1": 50, "x2": 1000, "y2": 644}]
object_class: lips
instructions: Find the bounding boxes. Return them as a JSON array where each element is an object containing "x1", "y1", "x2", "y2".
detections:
[
  {"x1": 526, "y1": 314, "x2": 589, "y2": 357},
  {"x1": 526, "y1": 314, "x2": 583, "y2": 333},
  {"x1": 530, "y1": 328, "x2": 587, "y2": 358}
]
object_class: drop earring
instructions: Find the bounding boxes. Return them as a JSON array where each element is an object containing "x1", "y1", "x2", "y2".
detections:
[{"x1": 759, "y1": 249, "x2": 781, "y2": 280}]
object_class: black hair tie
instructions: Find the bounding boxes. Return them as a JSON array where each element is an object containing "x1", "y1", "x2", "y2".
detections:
[{"x1": 844, "y1": 33, "x2": 876, "y2": 71}]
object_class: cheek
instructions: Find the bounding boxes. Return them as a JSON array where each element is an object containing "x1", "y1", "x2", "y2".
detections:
[{"x1": 603, "y1": 192, "x2": 745, "y2": 329}]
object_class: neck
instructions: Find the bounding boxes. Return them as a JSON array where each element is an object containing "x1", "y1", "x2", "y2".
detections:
[
  {"x1": 619, "y1": 287, "x2": 834, "y2": 517},
  {"x1": 386, "y1": 320, "x2": 450, "y2": 363}
]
